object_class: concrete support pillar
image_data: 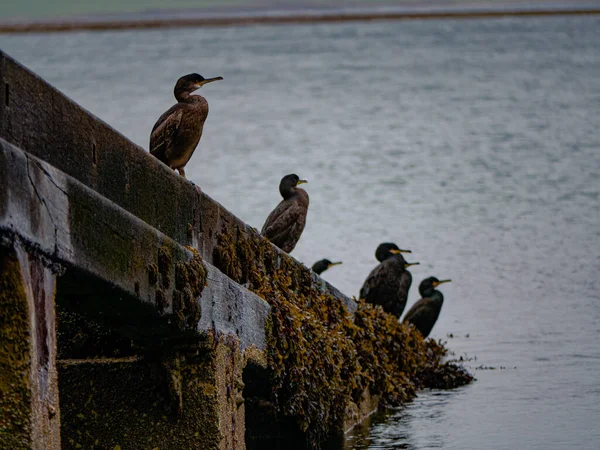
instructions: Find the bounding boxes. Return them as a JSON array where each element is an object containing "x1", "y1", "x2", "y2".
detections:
[
  {"x1": 58, "y1": 335, "x2": 245, "y2": 450},
  {"x1": 0, "y1": 244, "x2": 60, "y2": 450}
]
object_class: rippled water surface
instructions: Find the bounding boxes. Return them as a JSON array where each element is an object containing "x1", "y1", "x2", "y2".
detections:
[{"x1": 2, "y1": 15, "x2": 600, "y2": 449}]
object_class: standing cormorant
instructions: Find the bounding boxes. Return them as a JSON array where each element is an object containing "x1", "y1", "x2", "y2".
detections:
[
  {"x1": 261, "y1": 174, "x2": 309, "y2": 253},
  {"x1": 150, "y1": 73, "x2": 223, "y2": 178},
  {"x1": 359, "y1": 243, "x2": 419, "y2": 318},
  {"x1": 312, "y1": 259, "x2": 342, "y2": 275},
  {"x1": 403, "y1": 277, "x2": 451, "y2": 338}
]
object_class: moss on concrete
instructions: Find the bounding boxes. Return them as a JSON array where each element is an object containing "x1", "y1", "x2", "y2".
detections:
[
  {"x1": 0, "y1": 247, "x2": 32, "y2": 449},
  {"x1": 68, "y1": 183, "x2": 134, "y2": 278},
  {"x1": 214, "y1": 227, "x2": 473, "y2": 448},
  {"x1": 157, "y1": 245, "x2": 172, "y2": 290},
  {"x1": 59, "y1": 333, "x2": 243, "y2": 450},
  {"x1": 59, "y1": 357, "x2": 217, "y2": 450},
  {"x1": 172, "y1": 246, "x2": 207, "y2": 330},
  {"x1": 147, "y1": 263, "x2": 158, "y2": 287},
  {"x1": 214, "y1": 334, "x2": 245, "y2": 450}
]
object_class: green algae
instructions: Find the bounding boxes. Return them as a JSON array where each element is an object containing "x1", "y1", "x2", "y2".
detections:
[
  {"x1": 57, "y1": 328, "x2": 244, "y2": 450},
  {"x1": 214, "y1": 227, "x2": 473, "y2": 448},
  {"x1": 58, "y1": 349, "x2": 222, "y2": 450},
  {"x1": 0, "y1": 247, "x2": 32, "y2": 449}
]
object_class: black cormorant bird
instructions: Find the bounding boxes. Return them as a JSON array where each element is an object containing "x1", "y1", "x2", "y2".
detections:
[
  {"x1": 359, "y1": 243, "x2": 419, "y2": 318},
  {"x1": 403, "y1": 277, "x2": 451, "y2": 338},
  {"x1": 150, "y1": 73, "x2": 223, "y2": 178},
  {"x1": 312, "y1": 259, "x2": 342, "y2": 275},
  {"x1": 261, "y1": 174, "x2": 309, "y2": 253}
]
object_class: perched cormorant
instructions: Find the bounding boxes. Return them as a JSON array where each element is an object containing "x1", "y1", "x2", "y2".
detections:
[
  {"x1": 403, "y1": 277, "x2": 451, "y2": 338},
  {"x1": 261, "y1": 174, "x2": 309, "y2": 253},
  {"x1": 150, "y1": 73, "x2": 223, "y2": 178},
  {"x1": 312, "y1": 259, "x2": 342, "y2": 275},
  {"x1": 359, "y1": 243, "x2": 419, "y2": 318}
]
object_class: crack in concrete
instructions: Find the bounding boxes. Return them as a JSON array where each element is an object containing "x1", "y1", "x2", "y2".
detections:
[
  {"x1": 26, "y1": 155, "x2": 60, "y2": 257},
  {"x1": 25, "y1": 155, "x2": 128, "y2": 250},
  {"x1": 29, "y1": 158, "x2": 69, "y2": 197}
]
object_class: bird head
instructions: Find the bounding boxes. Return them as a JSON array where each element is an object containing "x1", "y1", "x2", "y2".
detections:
[
  {"x1": 375, "y1": 242, "x2": 412, "y2": 262},
  {"x1": 312, "y1": 259, "x2": 343, "y2": 275},
  {"x1": 175, "y1": 73, "x2": 223, "y2": 95},
  {"x1": 419, "y1": 277, "x2": 451, "y2": 297},
  {"x1": 279, "y1": 174, "x2": 308, "y2": 198}
]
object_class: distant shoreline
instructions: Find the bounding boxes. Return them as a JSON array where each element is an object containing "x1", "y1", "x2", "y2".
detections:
[{"x1": 1, "y1": 7, "x2": 599, "y2": 34}]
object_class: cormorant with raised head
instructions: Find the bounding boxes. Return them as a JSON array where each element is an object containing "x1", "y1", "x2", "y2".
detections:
[
  {"x1": 403, "y1": 277, "x2": 451, "y2": 338},
  {"x1": 150, "y1": 73, "x2": 223, "y2": 178},
  {"x1": 312, "y1": 259, "x2": 342, "y2": 275},
  {"x1": 359, "y1": 242, "x2": 419, "y2": 318},
  {"x1": 261, "y1": 174, "x2": 309, "y2": 253}
]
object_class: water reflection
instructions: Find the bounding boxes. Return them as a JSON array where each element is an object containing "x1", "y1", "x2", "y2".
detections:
[{"x1": 346, "y1": 391, "x2": 457, "y2": 450}]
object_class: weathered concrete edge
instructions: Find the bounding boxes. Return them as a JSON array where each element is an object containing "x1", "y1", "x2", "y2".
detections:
[
  {"x1": 0, "y1": 49, "x2": 201, "y2": 248},
  {"x1": 0, "y1": 243, "x2": 62, "y2": 449},
  {"x1": 0, "y1": 49, "x2": 357, "y2": 315},
  {"x1": 0, "y1": 138, "x2": 270, "y2": 350},
  {"x1": 202, "y1": 265, "x2": 270, "y2": 350}
]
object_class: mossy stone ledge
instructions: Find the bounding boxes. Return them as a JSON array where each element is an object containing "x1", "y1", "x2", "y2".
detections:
[{"x1": 213, "y1": 227, "x2": 473, "y2": 448}]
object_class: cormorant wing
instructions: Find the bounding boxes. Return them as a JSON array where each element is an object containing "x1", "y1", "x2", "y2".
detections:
[
  {"x1": 261, "y1": 199, "x2": 301, "y2": 243},
  {"x1": 359, "y1": 261, "x2": 397, "y2": 304},
  {"x1": 151, "y1": 103, "x2": 181, "y2": 133},
  {"x1": 403, "y1": 298, "x2": 437, "y2": 330},
  {"x1": 150, "y1": 106, "x2": 184, "y2": 161},
  {"x1": 398, "y1": 271, "x2": 413, "y2": 301}
]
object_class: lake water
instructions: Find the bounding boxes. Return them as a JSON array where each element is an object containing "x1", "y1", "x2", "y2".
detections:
[{"x1": 2, "y1": 14, "x2": 599, "y2": 450}]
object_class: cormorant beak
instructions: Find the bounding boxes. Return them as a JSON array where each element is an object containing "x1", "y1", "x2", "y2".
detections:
[
  {"x1": 404, "y1": 262, "x2": 420, "y2": 267},
  {"x1": 432, "y1": 279, "x2": 452, "y2": 287},
  {"x1": 297, "y1": 179, "x2": 308, "y2": 185},
  {"x1": 390, "y1": 248, "x2": 411, "y2": 254},
  {"x1": 197, "y1": 76, "x2": 223, "y2": 88},
  {"x1": 328, "y1": 261, "x2": 343, "y2": 268}
]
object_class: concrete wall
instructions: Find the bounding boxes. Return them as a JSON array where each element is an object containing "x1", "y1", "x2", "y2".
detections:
[
  {"x1": 0, "y1": 50, "x2": 472, "y2": 450},
  {"x1": 0, "y1": 139, "x2": 270, "y2": 449},
  {"x1": 0, "y1": 49, "x2": 354, "y2": 313},
  {"x1": 0, "y1": 245, "x2": 60, "y2": 450},
  {"x1": 0, "y1": 49, "x2": 357, "y2": 449}
]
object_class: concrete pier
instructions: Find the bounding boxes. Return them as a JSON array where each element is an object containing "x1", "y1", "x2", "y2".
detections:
[
  {"x1": 0, "y1": 49, "x2": 357, "y2": 449},
  {"x1": 0, "y1": 136, "x2": 269, "y2": 449},
  {"x1": 0, "y1": 50, "x2": 472, "y2": 450}
]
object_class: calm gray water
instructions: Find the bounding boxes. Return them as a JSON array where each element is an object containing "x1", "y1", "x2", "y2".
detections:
[{"x1": 2, "y1": 15, "x2": 600, "y2": 449}]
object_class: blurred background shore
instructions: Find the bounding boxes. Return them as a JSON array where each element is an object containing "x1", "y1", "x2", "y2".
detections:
[{"x1": 1, "y1": 1, "x2": 599, "y2": 32}]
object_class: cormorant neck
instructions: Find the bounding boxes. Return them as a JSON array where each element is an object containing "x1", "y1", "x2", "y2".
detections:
[
  {"x1": 175, "y1": 88, "x2": 195, "y2": 103},
  {"x1": 387, "y1": 254, "x2": 406, "y2": 265},
  {"x1": 420, "y1": 289, "x2": 443, "y2": 302},
  {"x1": 376, "y1": 249, "x2": 406, "y2": 264},
  {"x1": 280, "y1": 186, "x2": 299, "y2": 200}
]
